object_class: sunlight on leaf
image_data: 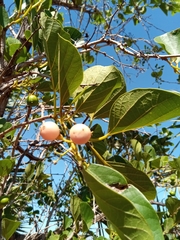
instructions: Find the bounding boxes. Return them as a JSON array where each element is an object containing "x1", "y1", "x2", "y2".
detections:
[
  {"x1": 82, "y1": 164, "x2": 163, "y2": 240},
  {"x1": 108, "y1": 88, "x2": 180, "y2": 135},
  {"x1": 154, "y1": 28, "x2": 180, "y2": 63}
]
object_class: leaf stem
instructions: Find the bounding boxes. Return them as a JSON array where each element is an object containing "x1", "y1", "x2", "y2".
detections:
[
  {"x1": 90, "y1": 133, "x2": 109, "y2": 142},
  {"x1": 87, "y1": 143, "x2": 111, "y2": 167},
  {"x1": 53, "y1": 91, "x2": 57, "y2": 118},
  {"x1": 9, "y1": 0, "x2": 45, "y2": 26}
]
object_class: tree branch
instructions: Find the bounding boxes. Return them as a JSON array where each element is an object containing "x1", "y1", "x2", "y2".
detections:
[{"x1": 52, "y1": 0, "x2": 93, "y2": 13}]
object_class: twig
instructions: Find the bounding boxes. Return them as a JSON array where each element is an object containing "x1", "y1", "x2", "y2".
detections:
[{"x1": 0, "y1": 114, "x2": 53, "y2": 139}]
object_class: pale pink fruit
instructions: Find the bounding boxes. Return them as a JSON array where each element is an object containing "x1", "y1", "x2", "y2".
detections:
[
  {"x1": 40, "y1": 121, "x2": 60, "y2": 141},
  {"x1": 69, "y1": 124, "x2": 92, "y2": 144}
]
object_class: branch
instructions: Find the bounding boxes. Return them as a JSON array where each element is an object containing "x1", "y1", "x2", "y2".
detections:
[
  {"x1": 52, "y1": 0, "x2": 93, "y2": 14},
  {"x1": 46, "y1": 170, "x2": 75, "y2": 232},
  {"x1": 0, "y1": 29, "x2": 6, "y2": 72},
  {"x1": 150, "y1": 200, "x2": 165, "y2": 206},
  {"x1": 16, "y1": 144, "x2": 44, "y2": 162},
  {"x1": 0, "y1": 87, "x2": 11, "y2": 117},
  {"x1": 79, "y1": 37, "x2": 180, "y2": 61},
  {"x1": 0, "y1": 114, "x2": 53, "y2": 139}
]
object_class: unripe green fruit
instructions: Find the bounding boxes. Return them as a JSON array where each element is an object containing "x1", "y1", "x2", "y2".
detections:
[
  {"x1": 0, "y1": 196, "x2": 9, "y2": 205},
  {"x1": 27, "y1": 94, "x2": 39, "y2": 106},
  {"x1": 169, "y1": 191, "x2": 176, "y2": 196}
]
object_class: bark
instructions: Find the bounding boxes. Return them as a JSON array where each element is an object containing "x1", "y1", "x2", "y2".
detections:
[
  {"x1": 9, "y1": 233, "x2": 45, "y2": 240},
  {"x1": 0, "y1": 89, "x2": 10, "y2": 117},
  {"x1": 52, "y1": 0, "x2": 93, "y2": 13},
  {"x1": 0, "y1": 17, "x2": 31, "y2": 117}
]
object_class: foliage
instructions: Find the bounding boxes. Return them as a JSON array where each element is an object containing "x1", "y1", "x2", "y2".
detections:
[{"x1": 0, "y1": 0, "x2": 180, "y2": 239}]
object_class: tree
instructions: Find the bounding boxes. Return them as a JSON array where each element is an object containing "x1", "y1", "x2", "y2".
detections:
[{"x1": 1, "y1": 0, "x2": 180, "y2": 239}]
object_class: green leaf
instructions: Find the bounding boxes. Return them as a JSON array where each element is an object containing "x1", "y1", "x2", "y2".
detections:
[
  {"x1": 47, "y1": 186, "x2": 56, "y2": 200},
  {"x1": 165, "y1": 196, "x2": 180, "y2": 215},
  {"x1": 154, "y1": 28, "x2": 180, "y2": 63},
  {"x1": 107, "y1": 157, "x2": 156, "y2": 200},
  {"x1": 175, "y1": 208, "x2": 180, "y2": 223},
  {"x1": 75, "y1": 66, "x2": 126, "y2": 117},
  {"x1": 37, "y1": 81, "x2": 53, "y2": 91},
  {"x1": 84, "y1": 164, "x2": 127, "y2": 186},
  {"x1": 120, "y1": 185, "x2": 164, "y2": 240},
  {"x1": 0, "y1": 157, "x2": 15, "y2": 177},
  {"x1": 63, "y1": 215, "x2": 73, "y2": 229},
  {"x1": 170, "y1": 157, "x2": 180, "y2": 177},
  {"x1": 14, "y1": 0, "x2": 21, "y2": 10},
  {"x1": 82, "y1": 164, "x2": 163, "y2": 240},
  {"x1": 94, "y1": 85, "x2": 126, "y2": 119},
  {"x1": 64, "y1": 27, "x2": 82, "y2": 42},
  {"x1": 80, "y1": 202, "x2": 94, "y2": 231},
  {"x1": 6, "y1": 37, "x2": 27, "y2": 63},
  {"x1": 31, "y1": 8, "x2": 39, "y2": 49},
  {"x1": 35, "y1": 162, "x2": 44, "y2": 178},
  {"x1": 163, "y1": 218, "x2": 174, "y2": 233},
  {"x1": 130, "y1": 139, "x2": 142, "y2": 160},
  {"x1": 2, "y1": 218, "x2": 21, "y2": 239},
  {"x1": 39, "y1": 0, "x2": 52, "y2": 10},
  {"x1": 25, "y1": 163, "x2": 35, "y2": 180},
  {"x1": 41, "y1": 15, "x2": 83, "y2": 104},
  {"x1": 70, "y1": 196, "x2": 81, "y2": 222},
  {"x1": 41, "y1": 14, "x2": 71, "y2": 91},
  {"x1": 108, "y1": 88, "x2": 180, "y2": 135},
  {"x1": 0, "y1": 6, "x2": 9, "y2": 27},
  {"x1": 91, "y1": 124, "x2": 107, "y2": 156},
  {"x1": 48, "y1": 232, "x2": 60, "y2": 240},
  {"x1": 0, "y1": 118, "x2": 14, "y2": 139},
  {"x1": 57, "y1": 35, "x2": 83, "y2": 106},
  {"x1": 0, "y1": 118, "x2": 6, "y2": 128},
  {"x1": 150, "y1": 156, "x2": 168, "y2": 168},
  {"x1": 40, "y1": 14, "x2": 70, "y2": 41},
  {"x1": 6, "y1": 37, "x2": 21, "y2": 56},
  {"x1": 159, "y1": 2, "x2": 169, "y2": 15}
]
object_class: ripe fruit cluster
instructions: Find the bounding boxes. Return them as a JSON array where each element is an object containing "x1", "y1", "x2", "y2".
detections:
[
  {"x1": 69, "y1": 123, "x2": 91, "y2": 144},
  {"x1": 39, "y1": 122, "x2": 91, "y2": 144}
]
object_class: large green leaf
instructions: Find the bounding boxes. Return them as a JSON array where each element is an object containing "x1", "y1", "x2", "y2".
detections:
[
  {"x1": 41, "y1": 14, "x2": 83, "y2": 104},
  {"x1": 154, "y1": 28, "x2": 180, "y2": 63},
  {"x1": 57, "y1": 35, "x2": 83, "y2": 105},
  {"x1": 82, "y1": 164, "x2": 163, "y2": 240},
  {"x1": 120, "y1": 185, "x2": 163, "y2": 240},
  {"x1": 108, "y1": 88, "x2": 180, "y2": 135},
  {"x1": 2, "y1": 218, "x2": 21, "y2": 239},
  {"x1": 41, "y1": 14, "x2": 71, "y2": 91},
  {"x1": 107, "y1": 156, "x2": 156, "y2": 200},
  {"x1": 75, "y1": 65, "x2": 126, "y2": 117},
  {"x1": 94, "y1": 85, "x2": 126, "y2": 118},
  {"x1": 0, "y1": 157, "x2": 15, "y2": 177}
]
